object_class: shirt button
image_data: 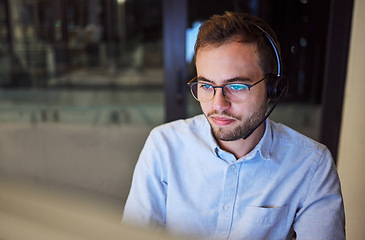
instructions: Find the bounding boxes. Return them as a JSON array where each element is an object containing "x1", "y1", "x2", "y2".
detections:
[
  {"x1": 223, "y1": 205, "x2": 230, "y2": 211},
  {"x1": 230, "y1": 165, "x2": 236, "y2": 169}
]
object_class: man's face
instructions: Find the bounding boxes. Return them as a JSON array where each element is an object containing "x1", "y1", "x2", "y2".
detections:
[{"x1": 195, "y1": 41, "x2": 268, "y2": 141}]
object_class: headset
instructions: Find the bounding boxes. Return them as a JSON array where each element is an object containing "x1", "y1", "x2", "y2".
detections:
[
  {"x1": 253, "y1": 24, "x2": 288, "y2": 100},
  {"x1": 241, "y1": 24, "x2": 289, "y2": 139}
]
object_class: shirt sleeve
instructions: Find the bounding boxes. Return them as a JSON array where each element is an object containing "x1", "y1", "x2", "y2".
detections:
[
  {"x1": 293, "y1": 147, "x2": 345, "y2": 240},
  {"x1": 122, "y1": 129, "x2": 167, "y2": 230}
]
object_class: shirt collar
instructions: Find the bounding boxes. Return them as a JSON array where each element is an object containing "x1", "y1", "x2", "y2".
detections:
[
  {"x1": 246, "y1": 119, "x2": 272, "y2": 161},
  {"x1": 203, "y1": 116, "x2": 273, "y2": 162}
]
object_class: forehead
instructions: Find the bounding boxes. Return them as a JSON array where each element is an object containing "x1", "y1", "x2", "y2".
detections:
[{"x1": 195, "y1": 41, "x2": 263, "y2": 83}]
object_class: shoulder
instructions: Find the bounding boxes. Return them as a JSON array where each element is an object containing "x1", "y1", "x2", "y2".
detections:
[
  {"x1": 150, "y1": 114, "x2": 209, "y2": 140},
  {"x1": 142, "y1": 114, "x2": 212, "y2": 152},
  {"x1": 139, "y1": 114, "x2": 213, "y2": 168},
  {"x1": 268, "y1": 120, "x2": 337, "y2": 190},
  {"x1": 268, "y1": 120, "x2": 331, "y2": 159}
]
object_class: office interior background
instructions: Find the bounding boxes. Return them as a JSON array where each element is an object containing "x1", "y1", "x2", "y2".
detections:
[{"x1": 0, "y1": 0, "x2": 364, "y2": 239}]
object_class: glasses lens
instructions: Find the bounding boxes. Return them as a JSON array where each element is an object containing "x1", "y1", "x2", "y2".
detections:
[
  {"x1": 190, "y1": 82, "x2": 214, "y2": 102},
  {"x1": 224, "y1": 83, "x2": 250, "y2": 103}
]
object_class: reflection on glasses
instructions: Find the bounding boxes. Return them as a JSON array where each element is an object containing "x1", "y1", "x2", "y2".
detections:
[{"x1": 187, "y1": 76, "x2": 267, "y2": 103}]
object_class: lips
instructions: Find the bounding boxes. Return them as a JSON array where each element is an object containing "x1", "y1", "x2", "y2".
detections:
[{"x1": 210, "y1": 116, "x2": 236, "y2": 126}]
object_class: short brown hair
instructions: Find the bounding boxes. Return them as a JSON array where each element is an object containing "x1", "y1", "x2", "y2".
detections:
[{"x1": 194, "y1": 11, "x2": 280, "y2": 76}]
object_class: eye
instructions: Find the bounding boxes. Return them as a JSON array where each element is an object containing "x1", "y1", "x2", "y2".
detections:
[
  {"x1": 199, "y1": 83, "x2": 213, "y2": 90},
  {"x1": 226, "y1": 84, "x2": 248, "y2": 91}
]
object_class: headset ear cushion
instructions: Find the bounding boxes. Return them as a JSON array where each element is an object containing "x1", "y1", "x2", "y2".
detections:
[{"x1": 267, "y1": 75, "x2": 288, "y2": 100}]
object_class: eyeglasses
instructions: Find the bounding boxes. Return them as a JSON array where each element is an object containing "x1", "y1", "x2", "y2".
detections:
[{"x1": 187, "y1": 76, "x2": 267, "y2": 103}]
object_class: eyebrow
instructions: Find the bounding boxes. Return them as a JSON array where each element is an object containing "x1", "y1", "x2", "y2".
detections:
[{"x1": 197, "y1": 76, "x2": 253, "y2": 84}]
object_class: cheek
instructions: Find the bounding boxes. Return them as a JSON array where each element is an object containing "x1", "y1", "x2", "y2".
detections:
[
  {"x1": 248, "y1": 85, "x2": 269, "y2": 106},
  {"x1": 200, "y1": 102, "x2": 210, "y2": 115}
]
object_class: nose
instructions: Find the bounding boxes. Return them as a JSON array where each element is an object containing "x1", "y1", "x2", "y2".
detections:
[{"x1": 212, "y1": 88, "x2": 231, "y2": 111}]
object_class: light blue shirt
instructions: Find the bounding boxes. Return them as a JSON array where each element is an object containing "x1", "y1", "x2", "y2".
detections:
[{"x1": 123, "y1": 114, "x2": 345, "y2": 240}]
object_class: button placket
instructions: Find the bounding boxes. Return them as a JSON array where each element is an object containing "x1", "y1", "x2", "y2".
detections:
[{"x1": 216, "y1": 162, "x2": 241, "y2": 237}]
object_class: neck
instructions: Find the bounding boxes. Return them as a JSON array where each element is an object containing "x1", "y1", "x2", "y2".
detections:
[{"x1": 217, "y1": 123, "x2": 266, "y2": 159}]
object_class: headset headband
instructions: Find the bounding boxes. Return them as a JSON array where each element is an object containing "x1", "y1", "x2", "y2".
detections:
[{"x1": 252, "y1": 24, "x2": 282, "y2": 77}]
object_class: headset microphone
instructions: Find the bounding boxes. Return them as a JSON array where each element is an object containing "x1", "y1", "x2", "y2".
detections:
[
  {"x1": 241, "y1": 24, "x2": 289, "y2": 140},
  {"x1": 242, "y1": 83, "x2": 287, "y2": 139}
]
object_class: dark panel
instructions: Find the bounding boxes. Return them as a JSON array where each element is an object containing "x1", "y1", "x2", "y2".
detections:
[
  {"x1": 163, "y1": 0, "x2": 188, "y2": 122},
  {"x1": 320, "y1": 0, "x2": 354, "y2": 162}
]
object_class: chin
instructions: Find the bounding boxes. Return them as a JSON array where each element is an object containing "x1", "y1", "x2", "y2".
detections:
[{"x1": 211, "y1": 125, "x2": 247, "y2": 142}]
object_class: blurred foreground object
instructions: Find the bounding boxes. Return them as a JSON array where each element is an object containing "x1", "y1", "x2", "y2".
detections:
[{"x1": 0, "y1": 177, "x2": 180, "y2": 240}]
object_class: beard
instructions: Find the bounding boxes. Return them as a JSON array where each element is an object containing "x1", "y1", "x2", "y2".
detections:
[{"x1": 206, "y1": 102, "x2": 267, "y2": 141}]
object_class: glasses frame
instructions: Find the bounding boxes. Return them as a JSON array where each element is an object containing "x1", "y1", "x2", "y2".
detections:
[{"x1": 187, "y1": 76, "x2": 267, "y2": 103}]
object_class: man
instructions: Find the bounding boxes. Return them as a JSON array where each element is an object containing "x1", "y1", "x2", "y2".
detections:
[{"x1": 123, "y1": 12, "x2": 345, "y2": 240}]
